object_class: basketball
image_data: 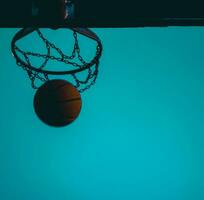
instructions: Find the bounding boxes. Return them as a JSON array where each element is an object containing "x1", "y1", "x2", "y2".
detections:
[{"x1": 34, "y1": 79, "x2": 82, "y2": 127}]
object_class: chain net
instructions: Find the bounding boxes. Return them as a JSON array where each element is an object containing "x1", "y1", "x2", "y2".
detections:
[{"x1": 14, "y1": 29, "x2": 101, "y2": 93}]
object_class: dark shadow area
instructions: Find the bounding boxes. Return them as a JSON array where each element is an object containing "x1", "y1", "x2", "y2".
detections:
[{"x1": 1, "y1": 0, "x2": 204, "y2": 27}]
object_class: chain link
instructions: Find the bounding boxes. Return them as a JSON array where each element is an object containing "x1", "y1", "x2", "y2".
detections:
[{"x1": 14, "y1": 29, "x2": 101, "y2": 92}]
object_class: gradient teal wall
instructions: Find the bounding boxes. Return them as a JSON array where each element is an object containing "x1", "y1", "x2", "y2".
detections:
[{"x1": 0, "y1": 28, "x2": 204, "y2": 199}]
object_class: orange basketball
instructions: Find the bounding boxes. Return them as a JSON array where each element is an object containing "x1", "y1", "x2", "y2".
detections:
[{"x1": 34, "y1": 79, "x2": 82, "y2": 127}]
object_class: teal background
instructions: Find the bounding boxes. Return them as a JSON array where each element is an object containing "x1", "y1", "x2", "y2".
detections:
[{"x1": 0, "y1": 28, "x2": 204, "y2": 199}]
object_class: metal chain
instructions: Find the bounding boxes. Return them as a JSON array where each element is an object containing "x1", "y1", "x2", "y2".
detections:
[
  {"x1": 14, "y1": 29, "x2": 101, "y2": 92},
  {"x1": 77, "y1": 62, "x2": 99, "y2": 93}
]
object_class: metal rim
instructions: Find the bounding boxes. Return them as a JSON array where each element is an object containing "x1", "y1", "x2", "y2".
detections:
[{"x1": 11, "y1": 27, "x2": 102, "y2": 75}]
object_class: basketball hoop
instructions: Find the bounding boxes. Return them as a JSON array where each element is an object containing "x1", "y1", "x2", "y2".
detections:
[{"x1": 11, "y1": 27, "x2": 103, "y2": 92}]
